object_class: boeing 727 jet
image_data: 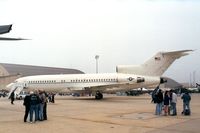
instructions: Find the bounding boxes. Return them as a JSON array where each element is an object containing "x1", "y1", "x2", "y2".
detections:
[{"x1": 6, "y1": 50, "x2": 192, "y2": 99}]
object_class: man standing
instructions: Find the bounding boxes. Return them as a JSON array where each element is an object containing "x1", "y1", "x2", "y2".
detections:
[
  {"x1": 38, "y1": 90, "x2": 46, "y2": 121},
  {"x1": 43, "y1": 91, "x2": 48, "y2": 120},
  {"x1": 10, "y1": 91, "x2": 15, "y2": 105},
  {"x1": 181, "y1": 91, "x2": 191, "y2": 115},
  {"x1": 155, "y1": 89, "x2": 163, "y2": 115},
  {"x1": 170, "y1": 90, "x2": 177, "y2": 116},
  {"x1": 23, "y1": 92, "x2": 30, "y2": 122},
  {"x1": 29, "y1": 91, "x2": 39, "y2": 123}
]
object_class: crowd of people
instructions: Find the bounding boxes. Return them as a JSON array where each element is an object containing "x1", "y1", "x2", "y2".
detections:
[
  {"x1": 154, "y1": 89, "x2": 191, "y2": 116},
  {"x1": 23, "y1": 90, "x2": 48, "y2": 123},
  {"x1": 8, "y1": 88, "x2": 192, "y2": 123}
]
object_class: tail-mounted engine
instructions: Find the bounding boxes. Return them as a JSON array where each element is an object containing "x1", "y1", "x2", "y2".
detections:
[
  {"x1": 160, "y1": 77, "x2": 167, "y2": 84},
  {"x1": 137, "y1": 77, "x2": 145, "y2": 83}
]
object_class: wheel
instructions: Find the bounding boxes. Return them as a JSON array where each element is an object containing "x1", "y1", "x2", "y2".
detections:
[{"x1": 95, "y1": 91, "x2": 103, "y2": 100}]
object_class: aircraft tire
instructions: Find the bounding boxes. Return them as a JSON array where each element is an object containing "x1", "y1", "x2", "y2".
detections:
[{"x1": 95, "y1": 92, "x2": 103, "y2": 100}]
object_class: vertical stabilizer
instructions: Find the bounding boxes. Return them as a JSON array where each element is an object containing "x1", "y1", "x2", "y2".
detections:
[{"x1": 117, "y1": 50, "x2": 193, "y2": 76}]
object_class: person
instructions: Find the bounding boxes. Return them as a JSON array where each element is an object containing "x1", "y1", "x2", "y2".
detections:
[
  {"x1": 38, "y1": 90, "x2": 46, "y2": 121},
  {"x1": 10, "y1": 91, "x2": 15, "y2": 105},
  {"x1": 151, "y1": 86, "x2": 160, "y2": 103},
  {"x1": 43, "y1": 91, "x2": 48, "y2": 120},
  {"x1": 51, "y1": 93, "x2": 55, "y2": 103},
  {"x1": 181, "y1": 91, "x2": 191, "y2": 115},
  {"x1": 23, "y1": 92, "x2": 30, "y2": 122},
  {"x1": 29, "y1": 91, "x2": 39, "y2": 123},
  {"x1": 155, "y1": 89, "x2": 163, "y2": 115},
  {"x1": 163, "y1": 91, "x2": 170, "y2": 116},
  {"x1": 170, "y1": 90, "x2": 177, "y2": 116}
]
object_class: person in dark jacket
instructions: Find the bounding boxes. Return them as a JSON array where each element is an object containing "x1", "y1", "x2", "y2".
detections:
[
  {"x1": 10, "y1": 91, "x2": 15, "y2": 105},
  {"x1": 29, "y1": 91, "x2": 39, "y2": 123},
  {"x1": 155, "y1": 89, "x2": 163, "y2": 115},
  {"x1": 181, "y1": 91, "x2": 191, "y2": 115},
  {"x1": 163, "y1": 91, "x2": 170, "y2": 116},
  {"x1": 43, "y1": 91, "x2": 48, "y2": 120},
  {"x1": 23, "y1": 93, "x2": 30, "y2": 122}
]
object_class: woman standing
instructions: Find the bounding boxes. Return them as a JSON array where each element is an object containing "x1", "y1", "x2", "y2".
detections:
[{"x1": 163, "y1": 91, "x2": 170, "y2": 116}]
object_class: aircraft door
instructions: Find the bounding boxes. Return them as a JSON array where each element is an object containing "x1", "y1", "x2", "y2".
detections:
[{"x1": 24, "y1": 82, "x2": 28, "y2": 89}]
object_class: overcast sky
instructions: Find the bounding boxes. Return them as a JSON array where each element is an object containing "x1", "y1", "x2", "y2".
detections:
[{"x1": 0, "y1": 0, "x2": 200, "y2": 84}]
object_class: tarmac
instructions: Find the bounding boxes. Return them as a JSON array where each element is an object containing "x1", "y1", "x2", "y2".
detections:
[{"x1": 0, "y1": 94, "x2": 200, "y2": 133}]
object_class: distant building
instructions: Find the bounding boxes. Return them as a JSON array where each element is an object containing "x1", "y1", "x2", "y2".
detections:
[{"x1": 0, "y1": 63, "x2": 84, "y2": 90}]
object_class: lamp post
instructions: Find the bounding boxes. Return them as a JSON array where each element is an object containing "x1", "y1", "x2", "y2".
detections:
[{"x1": 95, "y1": 55, "x2": 99, "y2": 73}]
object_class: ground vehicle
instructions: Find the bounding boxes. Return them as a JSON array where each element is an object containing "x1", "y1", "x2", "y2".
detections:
[
  {"x1": 0, "y1": 92, "x2": 7, "y2": 97},
  {"x1": 16, "y1": 92, "x2": 28, "y2": 100}
]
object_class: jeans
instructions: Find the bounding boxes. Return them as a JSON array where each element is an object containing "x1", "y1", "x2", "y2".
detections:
[
  {"x1": 171, "y1": 102, "x2": 177, "y2": 115},
  {"x1": 39, "y1": 103, "x2": 44, "y2": 120},
  {"x1": 30, "y1": 105, "x2": 38, "y2": 122},
  {"x1": 156, "y1": 102, "x2": 163, "y2": 115},
  {"x1": 183, "y1": 102, "x2": 190, "y2": 114}
]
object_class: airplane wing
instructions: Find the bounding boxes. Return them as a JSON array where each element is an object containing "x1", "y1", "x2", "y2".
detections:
[
  {"x1": 0, "y1": 37, "x2": 28, "y2": 41},
  {"x1": 86, "y1": 83, "x2": 150, "y2": 93},
  {"x1": 0, "y1": 24, "x2": 12, "y2": 34}
]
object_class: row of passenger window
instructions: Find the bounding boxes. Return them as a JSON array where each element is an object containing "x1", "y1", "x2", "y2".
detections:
[
  {"x1": 28, "y1": 80, "x2": 56, "y2": 84},
  {"x1": 28, "y1": 78, "x2": 118, "y2": 84},
  {"x1": 70, "y1": 78, "x2": 118, "y2": 83}
]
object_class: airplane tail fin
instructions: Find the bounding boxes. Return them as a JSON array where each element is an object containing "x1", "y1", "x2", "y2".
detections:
[{"x1": 116, "y1": 50, "x2": 193, "y2": 76}]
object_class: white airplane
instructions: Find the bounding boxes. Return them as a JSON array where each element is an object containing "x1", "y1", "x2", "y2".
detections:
[{"x1": 6, "y1": 50, "x2": 192, "y2": 99}]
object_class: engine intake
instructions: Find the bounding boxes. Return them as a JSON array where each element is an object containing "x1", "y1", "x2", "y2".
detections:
[
  {"x1": 137, "y1": 77, "x2": 145, "y2": 83},
  {"x1": 160, "y1": 78, "x2": 167, "y2": 84}
]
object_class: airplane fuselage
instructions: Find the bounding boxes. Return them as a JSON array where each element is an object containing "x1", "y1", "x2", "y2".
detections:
[{"x1": 11, "y1": 73, "x2": 160, "y2": 93}]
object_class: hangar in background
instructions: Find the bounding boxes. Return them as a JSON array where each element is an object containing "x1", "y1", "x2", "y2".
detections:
[{"x1": 0, "y1": 63, "x2": 84, "y2": 90}]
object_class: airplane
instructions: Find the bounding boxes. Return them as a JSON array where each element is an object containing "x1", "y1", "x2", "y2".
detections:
[
  {"x1": 6, "y1": 50, "x2": 193, "y2": 99},
  {"x1": 0, "y1": 24, "x2": 27, "y2": 40}
]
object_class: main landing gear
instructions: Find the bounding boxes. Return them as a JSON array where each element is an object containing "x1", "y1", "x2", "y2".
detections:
[{"x1": 95, "y1": 91, "x2": 103, "y2": 100}]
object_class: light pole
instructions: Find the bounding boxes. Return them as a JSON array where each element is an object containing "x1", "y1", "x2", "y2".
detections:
[{"x1": 95, "y1": 55, "x2": 99, "y2": 73}]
